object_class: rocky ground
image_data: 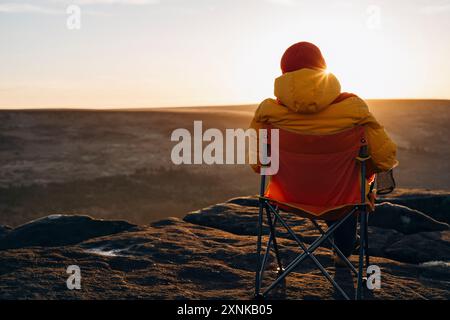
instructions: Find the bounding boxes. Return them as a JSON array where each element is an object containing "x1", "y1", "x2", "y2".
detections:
[{"x1": 0, "y1": 190, "x2": 449, "y2": 300}]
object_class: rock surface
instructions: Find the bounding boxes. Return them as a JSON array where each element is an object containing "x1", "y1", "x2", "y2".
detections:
[
  {"x1": 0, "y1": 215, "x2": 136, "y2": 250},
  {"x1": 0, "y1": 191, "x2": 449, "y2": 300},
  {"x1": 371, "y1": 202, "x2": 449, "y2": 234}
]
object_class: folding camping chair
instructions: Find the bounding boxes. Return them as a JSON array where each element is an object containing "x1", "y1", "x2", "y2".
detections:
[{"x1": 254, "y1": 125, "x2": 374, "y2": 300}]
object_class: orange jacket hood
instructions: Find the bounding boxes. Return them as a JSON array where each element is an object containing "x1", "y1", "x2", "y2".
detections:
[{"x1": 274, "y1": 68, "x2": 341, "y2": 114}]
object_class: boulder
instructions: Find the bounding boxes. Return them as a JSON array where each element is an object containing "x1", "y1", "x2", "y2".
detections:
[
  {"x1": 380, "y1": 192, "x2": 450, "y2": 224},
  {"x1": 370, "y1": 202, "x2": 449, "y2": 234},
  {"x1": 0, "y1": 225, "x2": 11, "y2": 239},
  {"x1": 0, "y1": 214, "x2": 136, "y2": 250}
]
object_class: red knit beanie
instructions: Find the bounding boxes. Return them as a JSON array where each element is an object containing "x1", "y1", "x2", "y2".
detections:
[{"x1": 280, "y1": 42, "x2": 327, "y2": 74}]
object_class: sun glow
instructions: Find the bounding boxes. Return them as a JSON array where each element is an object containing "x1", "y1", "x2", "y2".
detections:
[{"x1": 0, "y1": 1, "x2": 449, "y2": 108}]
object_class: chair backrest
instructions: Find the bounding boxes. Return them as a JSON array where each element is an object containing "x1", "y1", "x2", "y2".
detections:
[{"x1": 264, "y1": 125, "x2": 367, "y2": 216}]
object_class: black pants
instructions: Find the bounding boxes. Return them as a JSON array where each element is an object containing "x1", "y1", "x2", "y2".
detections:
[{"x1": 326, "y1": 214, "x2": 357, "y2": 257}]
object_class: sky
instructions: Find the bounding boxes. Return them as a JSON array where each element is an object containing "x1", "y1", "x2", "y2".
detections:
[{"x1": 0, "y1": 0, "x2": 449, "y2": 108}]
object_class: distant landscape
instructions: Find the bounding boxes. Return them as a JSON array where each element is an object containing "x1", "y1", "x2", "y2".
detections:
[{"x1": 0, "y1": 99, "x2": 449, "y2": 226}]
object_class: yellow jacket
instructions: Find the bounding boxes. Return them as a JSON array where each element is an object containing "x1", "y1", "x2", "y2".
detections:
[{"x1": 250, "y1": 68, "x2": 398, "y2": 172}]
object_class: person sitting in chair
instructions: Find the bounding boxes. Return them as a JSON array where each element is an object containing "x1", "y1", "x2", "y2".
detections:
[{"x1": 250, "y1": 41, "x2": 398, "y2": 266}]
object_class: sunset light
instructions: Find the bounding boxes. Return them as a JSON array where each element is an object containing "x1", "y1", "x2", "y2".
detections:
[{"x1": 1, "y1": 0, "x2": 449, "y2": 108}]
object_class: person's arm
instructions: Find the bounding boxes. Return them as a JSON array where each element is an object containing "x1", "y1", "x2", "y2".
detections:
[
  {"x1": 248, "y1": 117, "x2": 263, "y2": 173},
  {"x1": 357, "y1": 101, "x2": 398, "y2": 172}
]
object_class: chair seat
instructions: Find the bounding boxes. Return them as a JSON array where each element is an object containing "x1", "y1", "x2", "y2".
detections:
[{"x1": 260, "y1": 196, "x2": 364, "y2": 221}]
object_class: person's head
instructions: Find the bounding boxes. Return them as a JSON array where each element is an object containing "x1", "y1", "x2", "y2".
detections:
[{"x1": 280, "y1": 42, "x2": 327, "y2": 74}]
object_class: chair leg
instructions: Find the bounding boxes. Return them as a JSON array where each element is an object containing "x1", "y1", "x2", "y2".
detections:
[
  {"x1": 365, "y1": 212, "x2": 370, "y2": 267},
  {"x1": 254, "y1": 199, "x2": 265, "y2": 298},
  {"x1": 356, "y1": 208, "x2": 367, "y2": 300},
  {"x1": 265, "y1": 206, "x2": 283, "y2": 273}
]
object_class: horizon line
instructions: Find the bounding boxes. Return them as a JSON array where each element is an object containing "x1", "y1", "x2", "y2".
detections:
[{"x1": 1, "y1": 98, "x2": 449, "y2": 111}]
